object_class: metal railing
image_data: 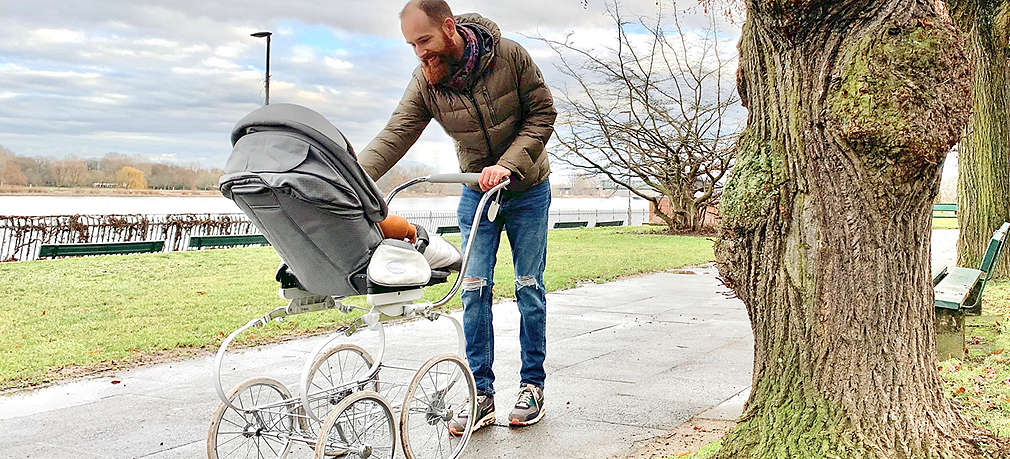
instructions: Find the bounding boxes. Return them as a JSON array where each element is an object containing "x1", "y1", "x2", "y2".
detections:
[
  {"x1": 0, "y1": 214, "x2": 256, "y2": 262},
  {"x1": 1, "y1": 208, "x2": 649, "y2": 262}
]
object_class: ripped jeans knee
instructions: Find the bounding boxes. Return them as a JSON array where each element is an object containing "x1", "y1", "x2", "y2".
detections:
[
  {"x1": 515, "y1": 275, "x2": 541, "y2": 291},
  {"x1": 462, "y1": 277, "x2": 488, "y2": 293}
]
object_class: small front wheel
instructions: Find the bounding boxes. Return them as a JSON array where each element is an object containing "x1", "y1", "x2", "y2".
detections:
[
  {"x1": 207, "y1": 376, "x2": 294, "y2": 459},
  {"x1": 313, "y1": 391, "x2": 396, "y2": 459}
]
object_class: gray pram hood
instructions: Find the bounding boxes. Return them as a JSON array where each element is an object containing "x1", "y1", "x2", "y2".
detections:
[
  {"x1": 224, "y1": 103, "x2": 387, "y2": 222},
  {"x1": 219, "y1": 103, "x2": 388, "y2": 297}
]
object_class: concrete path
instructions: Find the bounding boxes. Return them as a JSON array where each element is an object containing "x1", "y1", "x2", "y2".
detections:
[{"x1": 0, "y1": 265, "x2": 753, "y2": 459}]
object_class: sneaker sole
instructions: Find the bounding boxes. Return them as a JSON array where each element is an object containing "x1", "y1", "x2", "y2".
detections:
[
  {"x1": 508, "y1": 406, "x2": 546, "y2": 427},
  {"x1": 449, "y1": 411, "x2": 495, "y2": 436}
]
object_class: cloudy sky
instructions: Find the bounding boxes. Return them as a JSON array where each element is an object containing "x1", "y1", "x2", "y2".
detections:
[{"x1": 0, "y1": 0, "x2": 751, "y2": 174}]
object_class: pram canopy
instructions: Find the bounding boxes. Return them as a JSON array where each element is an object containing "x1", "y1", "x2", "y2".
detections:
[{"x1": 220, "y1": 103, "x2": 388, "y2": 297}]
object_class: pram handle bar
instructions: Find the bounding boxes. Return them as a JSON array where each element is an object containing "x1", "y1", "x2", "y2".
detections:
[
  {"x1": 427, "y1": 173, "x2": 481, "y2": 184},
  {"x1": 384, "y1": 173, "x2": 492, "y2": 203},
  {"x1": 432, "y1": 177, "x2": 510, "y2": 308}
]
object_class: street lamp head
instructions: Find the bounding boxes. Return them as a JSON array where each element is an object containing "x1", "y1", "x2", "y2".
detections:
[{"x1": 251, "y1": 31, "x2": 272, "y2": 38}]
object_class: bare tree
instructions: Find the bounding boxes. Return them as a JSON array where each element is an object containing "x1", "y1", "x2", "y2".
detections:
[{"x1": 538, "y1": 2, "x2": 740, "y2": 231}]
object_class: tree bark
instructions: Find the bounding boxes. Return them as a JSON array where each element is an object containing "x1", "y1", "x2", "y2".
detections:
[
  {"x1": 715, "y1": 1, "x2": 996, "y2": 456},
  {"x1": 952, "y1": 2, "x2": 1010, "y2": 279}
]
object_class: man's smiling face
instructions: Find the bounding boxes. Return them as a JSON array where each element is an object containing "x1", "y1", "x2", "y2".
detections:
[{"x1": 401, "y1": 6, "x2": 460, "y2": 84}]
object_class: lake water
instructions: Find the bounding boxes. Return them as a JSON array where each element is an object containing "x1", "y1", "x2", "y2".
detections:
[{"x1": 0, "y1": 195, "x2": 650, "y2": 216}]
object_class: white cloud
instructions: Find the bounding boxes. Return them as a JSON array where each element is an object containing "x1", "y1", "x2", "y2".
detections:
[
  {"x1": 30, "y1": 28, "x2": 85, "y2": 44},
  {"x1": 290, "y1": 45, "x2": 316, "y2": 63},
  {"x1": 323, "y1": 56, "x2": 354, "y2": 73}
]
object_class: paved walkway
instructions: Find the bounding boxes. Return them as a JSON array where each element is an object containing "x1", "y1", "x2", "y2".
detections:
[
  {"x1": 1, "y1": 265, "x2": 753, "y2": 459},
  {"x1": 1, "y1": 229, "x2": 959, "y2": 458}
]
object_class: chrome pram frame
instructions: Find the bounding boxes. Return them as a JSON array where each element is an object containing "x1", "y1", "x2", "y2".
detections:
[{"x1": 208, "y1": 174, "x2": 508, "y2": 459}]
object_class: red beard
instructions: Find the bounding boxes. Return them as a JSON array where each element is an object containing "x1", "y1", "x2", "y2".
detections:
[{"x1": 420, "y1": 30, "x2": 461, "y2": 85}]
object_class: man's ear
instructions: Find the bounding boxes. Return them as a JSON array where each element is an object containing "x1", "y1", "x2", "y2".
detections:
[{"x1": 442, "y1": 17, "x2": 455, "y2": 37}]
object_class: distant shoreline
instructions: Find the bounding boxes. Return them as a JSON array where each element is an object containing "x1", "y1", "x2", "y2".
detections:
[
  {"x1": 0, "y1": 186, "x2": 221, "y2": 197},
  {"x1": 0, "y1": 185, "x2": 636, "y2": 200},
  {"x1": 0, "y1": 186, "x2": 463, "y2": 198}
]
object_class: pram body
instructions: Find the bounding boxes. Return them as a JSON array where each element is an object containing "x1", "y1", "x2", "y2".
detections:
[{"x1": 209, "y1": 104, "x2": 507, "y2": 459}]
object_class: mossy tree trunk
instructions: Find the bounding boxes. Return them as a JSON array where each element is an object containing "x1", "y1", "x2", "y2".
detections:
[
  {"x1": 714, "y1": 1, "x2": 997, "y2": 456},
  {"x1": 949, "y1": 2, "x2": 1010, "y2": 279}
]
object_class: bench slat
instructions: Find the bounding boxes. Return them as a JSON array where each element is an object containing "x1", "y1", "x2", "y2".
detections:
[
  {"x1": 554, "y1": 221, "x2": 588, "y2": 229},
  {"x1": 38, "y1": 241, "x2": 165, "y2": 258},
  {"x1": 934, "y1": 267, "x2": 984, "y2": 310},
  {"x1": 189, "y1": 234, "x2": 269, "y2": 249},
  {"x1": 595, "y1": 220, "x2": 623, "y2": 227}
]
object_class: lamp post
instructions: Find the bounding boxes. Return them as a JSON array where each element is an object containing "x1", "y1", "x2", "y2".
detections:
[{"x1": 251, "y1": 31, "x2": 272, "y2": 105}]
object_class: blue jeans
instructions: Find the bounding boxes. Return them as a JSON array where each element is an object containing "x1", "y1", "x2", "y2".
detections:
[{"x1": 457, "y1": 179, "x2": 550, "y2": 396}]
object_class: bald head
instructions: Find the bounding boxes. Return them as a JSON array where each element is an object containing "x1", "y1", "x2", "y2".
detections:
[{"x1": 400, "y1": 0, "x2": 453, "y2": 25}]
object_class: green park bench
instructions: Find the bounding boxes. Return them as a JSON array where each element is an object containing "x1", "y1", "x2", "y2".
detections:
[
  {"x1": 436, "y1": 225, "x2": 460, "y2": 235},
  {"x1": 553, "y1": 221, "x2": 588, "y2": 229},
  {"x1": 37, "y1": 240, "x2": 165, "y2": 259},
  {"x1": 933, "y1": 203, "x2": 957, "y2": 218},
  {"x1": 933, "y1": 221, "x2": 1009, "y2": 359},
  {"x1": 595, "y1": 220, "x2": 623, "y2": 227},
  {"x1": 188, "y1": 234, "x2": 270, "y2": 249}
]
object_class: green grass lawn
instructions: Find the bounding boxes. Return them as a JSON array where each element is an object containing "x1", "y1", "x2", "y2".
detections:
[
  {"x1": 0, "y1": 226, "x2": 714, "y2": 390},
  {"x1": 940, "y1": 280, "x2": 1010, "y2": 437}
]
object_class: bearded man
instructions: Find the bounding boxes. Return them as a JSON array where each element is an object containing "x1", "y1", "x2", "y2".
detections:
[{"x1": 358, "y1": 0, "x2": 556, "y2": 433}]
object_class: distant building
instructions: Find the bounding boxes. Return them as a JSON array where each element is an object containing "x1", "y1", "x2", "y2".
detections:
[{"x1": 649, "y1": 197, "x2": 721, "y2": 228}]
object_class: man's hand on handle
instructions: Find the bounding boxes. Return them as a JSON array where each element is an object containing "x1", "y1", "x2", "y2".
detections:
[{"x1": 479, "y1": 165, "x2": 511, "y2": 191}]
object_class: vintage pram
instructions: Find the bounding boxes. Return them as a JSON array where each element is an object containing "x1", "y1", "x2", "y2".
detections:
[{"x1": 207, "y1": 104, "x2": 508, "y2": 459}]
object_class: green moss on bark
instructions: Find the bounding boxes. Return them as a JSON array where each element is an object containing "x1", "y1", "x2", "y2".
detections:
[
  {"x1": 720, "y1": 131, "x2": 787, "y2": 231},
  {"x1": 716, "y1": 376, "x2": 865, "y2": 459},
  {"x1": 827, "y1": 24, "x2": 970, "y2": 172}
]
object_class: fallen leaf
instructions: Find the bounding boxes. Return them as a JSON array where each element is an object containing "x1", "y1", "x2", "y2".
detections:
[
  {"x1": 111, "y1": 380, "x2": 121, "y2": 385},
  {"x1": 87, "y1": 349, "x2": 103, "y2": 354},
  {"x1": 992, "y1": 349, "x2": 1004, "y2": 355},
  {"x1": 953, "y1": 387, "x2": 966, "y2": 395},
  {"x1": 196, "y1": 291, "x2": 207, "y2": 295},
  {"x1": 41, "y1": 310, "x2": 46, "y2": 316}
]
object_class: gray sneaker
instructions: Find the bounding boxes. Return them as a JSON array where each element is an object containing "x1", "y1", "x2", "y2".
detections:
[
  {"x1": 509, "y1": 384, "x2": 545, "y2": 427},
  {"x1": 448, "y1": 393, "x2": 494, "y2": 436}
]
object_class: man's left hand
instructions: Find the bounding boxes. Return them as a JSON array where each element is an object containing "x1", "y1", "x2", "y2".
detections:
[{"x1": 479, "y1": 165, "x2": 511, "y2": 191}]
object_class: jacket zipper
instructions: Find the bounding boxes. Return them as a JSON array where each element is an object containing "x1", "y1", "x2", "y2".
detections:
[
  {"x1": 467, "y1": 90, "x2": 494, "y2": 157},
  {"x1": 482, "y1": 87, "x2": 497, "y2": 122}
]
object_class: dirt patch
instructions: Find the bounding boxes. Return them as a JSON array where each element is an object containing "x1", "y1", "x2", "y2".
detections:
[{"x1": 626, "y1": 418, "x2": 735, "y2": 458}]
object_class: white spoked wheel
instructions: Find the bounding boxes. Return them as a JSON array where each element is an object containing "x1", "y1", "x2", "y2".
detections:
[
  {"x1": 207, "y1": 376, "x2": 295, "y2": 459},
  {"x1": 303, "y1": 344, "x2": 378, "y2": 433},
  {"x1": 399, "y1": 354, "x2": 477, "y2": 459},
  {"x1": 313, "y1": 391, "x2": 396, "y2": 459}
]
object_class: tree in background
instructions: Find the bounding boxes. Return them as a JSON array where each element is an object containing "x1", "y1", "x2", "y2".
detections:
[
  {"x1": 51, "y1": 159, "x2": 89, "y2": 187},
  {"x1": 115, "y1": 166, "x2": 147, "y2": 190},
  {"x1": 539, "y1": 2, "x2": 739, "y2": 232},
  {"x1": 713, "y1": 0, "x2": 999, "y2": 456},
  {"x1": 0, "y1": 146, "x2": 26, "y2": 186},
  {"x1": 946, "y1": 1, "x2": 1010, "y2": 278}
]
